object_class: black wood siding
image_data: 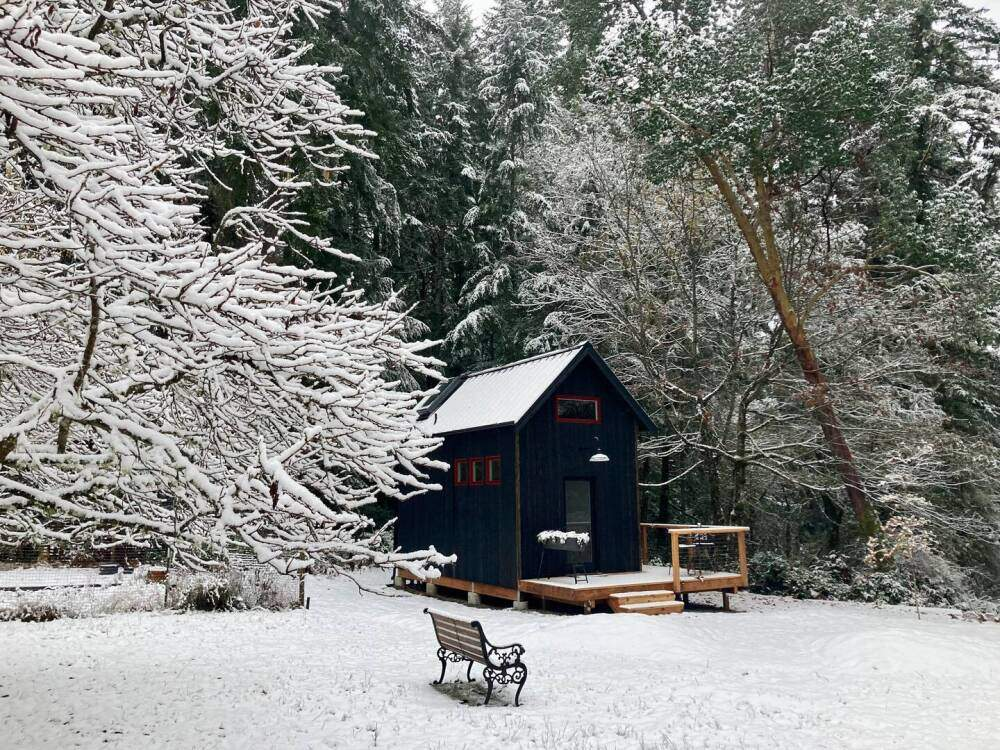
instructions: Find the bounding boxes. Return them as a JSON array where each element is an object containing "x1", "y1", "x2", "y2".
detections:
[
  {"x1": 394, "y1": 427, "x2": 518, "y2": 589},
  {"x1": 396, "y1": 354, "x2": 643, "y2": 589},
  {"x1": 518, "y1": 358, "x2": 641, "y2": 578}
]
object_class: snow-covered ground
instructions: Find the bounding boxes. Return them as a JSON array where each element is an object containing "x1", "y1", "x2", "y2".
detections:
[
  {"x1": 0, "y1": 566, "x2": 122, "y2": 589},
  {"x1": 1, "y1": 570, "x2": 997, "y2": 749}
]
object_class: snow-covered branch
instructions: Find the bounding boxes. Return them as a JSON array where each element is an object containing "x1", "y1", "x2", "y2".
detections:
[{"x1": 0, "y1": 0, "x2": 449, "y2": 575}]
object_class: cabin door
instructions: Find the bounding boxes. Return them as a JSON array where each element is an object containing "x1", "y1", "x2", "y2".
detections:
[{"x1": 564, "y1": 479, "x2": 595, "y2": 571}]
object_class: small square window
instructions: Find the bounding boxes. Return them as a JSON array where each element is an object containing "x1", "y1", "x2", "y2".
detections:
[
  {"x1": 486, "y1": 456, "x2": 501, "y2": 485},
  {"x1": 555, "y1": 396, "x2": 601, "y2": 424},
  {"x1": 470, "y1": 458, "x2": 485, "y2": 485},
  {"x1": 454, "y1": 459, "x2": 468, "y2": 486}
]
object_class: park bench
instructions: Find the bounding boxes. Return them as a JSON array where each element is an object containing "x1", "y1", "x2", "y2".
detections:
[{"x1": 424, "y1": 607, "x2": 528, "y2": 706}]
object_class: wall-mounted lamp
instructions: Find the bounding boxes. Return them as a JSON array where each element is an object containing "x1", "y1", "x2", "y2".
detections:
[{"x1": 589, "y1": 436, "x2": 609, "y2": 464}]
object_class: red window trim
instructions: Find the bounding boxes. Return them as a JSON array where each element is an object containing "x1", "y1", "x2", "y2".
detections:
[
  {"x1": 554, "y1": 395, "x2": 602, "y2": 424},
  {"x1": 485, "y1": 455, "x2": 501, "y2": 485},
  {"x1": 454, "y1": 458, "x2": 469, "y2": 486},
  {"x1": 469, "y1": 457, "x2": 485, "y2": 486}
]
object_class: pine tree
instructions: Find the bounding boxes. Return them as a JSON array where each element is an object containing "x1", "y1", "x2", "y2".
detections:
[
  {"x1": 448, "y1": 0, "x2": 562, "y2": 368},
  {"x1": 407, "y1": 0, "x2": 486, "y2": 355}
]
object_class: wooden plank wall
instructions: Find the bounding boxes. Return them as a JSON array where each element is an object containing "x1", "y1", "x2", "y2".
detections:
[
  {"x1": 518, "y1": 358, "x2": 641, "y2": 579},
  {"x1": 395, "y1": 427, "x2": 518, "y2": 589}
]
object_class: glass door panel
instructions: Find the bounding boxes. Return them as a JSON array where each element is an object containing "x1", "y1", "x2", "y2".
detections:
[{"x1": 564, "y1": 479, "x2": 594, "y2": 568}]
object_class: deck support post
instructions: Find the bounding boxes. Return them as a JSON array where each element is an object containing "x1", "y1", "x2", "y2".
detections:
[
  {"x1": 426, "y1": 582, "x2": 438, "y2": 596},
  {"x1": 467, "y1": 591, "x2": 481, "y2": 606},
  {"x1": 512, "y1": 599, "x2": 528, "y2": 612},
  {"x1": 670, "y1": 530, "x2": 682, "y2": 594},
  {"x1": 722, "y1": 591, "x2": 730, "y2": 612},
  {"x1": 737, "y1": 530, "x2": 749, "y2": 588},
  {"x1": 393, "y1": 570, "x2": 404, "y2": 589}
]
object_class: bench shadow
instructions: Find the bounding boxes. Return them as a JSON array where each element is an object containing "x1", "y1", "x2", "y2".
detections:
[{"x1": 430, "y1": 678, "x2": 516, "y2": 707}]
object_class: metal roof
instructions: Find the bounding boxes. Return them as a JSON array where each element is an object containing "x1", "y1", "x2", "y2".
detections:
[{"x1": 419, "y1": 345, "x2": 586, "y2": 436}]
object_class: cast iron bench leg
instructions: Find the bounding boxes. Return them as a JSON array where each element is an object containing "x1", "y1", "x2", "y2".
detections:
[
  {"x1": 434, "y1": 648, "x2": 476, "y2": 685},
  {"x1": 484, "y1": 669, "x2": 495, "y2": 705},
  {"x1": 481, "y1": 664, "x2": 528, "y2": 706},
  {"x1": 513, "y1": 665, "x2": 527, "y2": 707},
  {"x1": 434, "y1": 647, "x2": 448, "y2": 685}
]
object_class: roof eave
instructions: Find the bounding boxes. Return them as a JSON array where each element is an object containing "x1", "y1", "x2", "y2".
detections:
[
  {"x1": 513, "y1": 343, "x2": 657, "y2": 433},
  {"x1": 423, "y1": 421, "x2": 518, "y2": 438}
]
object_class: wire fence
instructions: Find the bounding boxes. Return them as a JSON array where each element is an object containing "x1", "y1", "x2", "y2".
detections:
[
  {"x1": 643, "y1": 527, "x2": 743, "y2": 579},
  {"x1": 0, "y1": 542, "x2": 303, "y2": 620}
]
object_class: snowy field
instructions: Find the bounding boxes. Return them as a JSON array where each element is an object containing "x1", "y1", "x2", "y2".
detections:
[{"x1": 1, "y1": 570, "x2": 998, "y2": 750}]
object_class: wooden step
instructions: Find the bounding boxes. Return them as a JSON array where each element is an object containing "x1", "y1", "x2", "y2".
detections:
[
  {"x1": 616, "y1": 599, "x2": 685, "y2": 616},
  {"x1": 608, "y1": 589, "x2": 675, "y2": 607}
]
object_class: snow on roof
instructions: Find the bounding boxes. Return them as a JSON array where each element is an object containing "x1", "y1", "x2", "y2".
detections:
[{"x1": 419, "y1": 345, "x2": 586, "y2": 435}]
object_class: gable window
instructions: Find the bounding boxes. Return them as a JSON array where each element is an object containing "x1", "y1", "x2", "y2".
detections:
[
  {"x1": 486, "y1": 456, "x2": 501, "y2": 485},
  {"x1": 470, "y1": 458, "x2": 485, "y2": 485},
  {"x1": 555, "y1": 396, "x2": 601, "y2": 424},
  {"x1": 454, "y1": 459, "x2": 469, "y2": 486}
]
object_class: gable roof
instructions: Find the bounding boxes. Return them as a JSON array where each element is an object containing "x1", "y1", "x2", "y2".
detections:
[{"x1": 419, "y1": 342, "x2": 656, "y2": 436}]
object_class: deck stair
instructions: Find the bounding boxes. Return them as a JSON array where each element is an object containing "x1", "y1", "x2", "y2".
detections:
[{"x1": 608, "y1": 589, "x2": 684, "y2": 615}]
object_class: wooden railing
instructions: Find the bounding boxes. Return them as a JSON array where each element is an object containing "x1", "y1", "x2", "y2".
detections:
[{"x1": 640, "y1": 524, "x2": 749, "y2": 592}]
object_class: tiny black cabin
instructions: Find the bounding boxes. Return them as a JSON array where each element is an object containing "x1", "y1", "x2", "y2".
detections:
[{"x1": 396, "y1": 343, "x2": 656, "y2": 594}]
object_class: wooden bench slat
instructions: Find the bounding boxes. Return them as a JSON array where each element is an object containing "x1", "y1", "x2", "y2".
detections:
[
  {"x1": 425, "y1": 609, "x2": 477, "y2": 626},
  {"x1": 431, "y1": 614, "x2": 486, "y2": 659},
  {"x1": 432, "y1": 619, "x2": 480, "y2": 639},
  {"x1": 436, "y1": 629, "x2": 482, "y2": 649},
  {"x1": 436, "y1": 625, "x2": 480, "y2": 643},
  {"x1": 431, "y1": 618, "x2": 479, "y2": 635},
  {"x1": 436, "y1": 632, "x2": 484, "y2": 653},
  {"x1": 435, "y1": 631, "x2": 486, "y2": 657},
  {"x1": 435, "y1": 625, "x2": 481, "y2": 646}
]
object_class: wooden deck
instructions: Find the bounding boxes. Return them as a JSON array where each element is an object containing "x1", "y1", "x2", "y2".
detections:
[
  {"x1": 519, "y1": 565, "x2": 745, "y2": 606},
  {"x1": 397, "y1": 524, "x2": 750, "y2": 614}
]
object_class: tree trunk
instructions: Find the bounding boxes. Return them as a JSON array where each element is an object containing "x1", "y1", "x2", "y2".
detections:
[
  {"x1": 701, "y1": 157, "x2": 879, "y2": 536},
  {"x1": 731, "y1": 399, "x2": 749, "y2": 524}
]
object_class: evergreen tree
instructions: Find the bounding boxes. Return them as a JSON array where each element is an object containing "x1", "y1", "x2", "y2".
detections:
[
  {"x1": 286, "y1": 0, "x2": 489, "y2": 369},
  {"x1": 302, "y1": 0, "x2": 435, "y2": 293},
  {"x1": 448, "y1": 0, "x2": 563, "y2": 368},
  {"x1": 411, "y1": 0, "x2": 487, "y2": 356}
]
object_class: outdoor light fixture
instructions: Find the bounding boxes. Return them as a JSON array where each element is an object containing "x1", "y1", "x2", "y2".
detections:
[{"x1": 589, "y1": 436, "x2": 610, "y2": 464}]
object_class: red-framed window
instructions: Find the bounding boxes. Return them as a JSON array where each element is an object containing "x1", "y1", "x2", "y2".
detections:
[
  {"x1": 486, "y1": 456, "x2": 501, "y2": 485},
  {"x1": 555, "y1": 395, "x2": 601, "y2": 424},
  {"x1": 470, "y1": 458, "x2": 485, "y2": 485},
  {"x1": 454, "y1": 459, "x2": 469, "y2": 486}
]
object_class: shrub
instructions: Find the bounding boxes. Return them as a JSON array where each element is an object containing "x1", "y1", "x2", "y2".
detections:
[
  {"x1": 227, "y1": 569, "x2": 300, "y2": 610},
  {"x1": 171, "y1": 574, "x2": 244, "y2": 611},
  {"x1": 750, "y1": 551, "x2": 910, "y2": 603},
  {"x1": 0, "y1": 601, "x2": 61, "y2": 622},
  {"x1": 850, "y1": 571, "x2": 911, "y2": 605},
  {"x1": 168, "y1": 568, "x2": 299, "y2": 611},
  {"x1": 748, "y1": 551, "x2": 794, "y2": 595}
]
